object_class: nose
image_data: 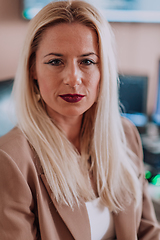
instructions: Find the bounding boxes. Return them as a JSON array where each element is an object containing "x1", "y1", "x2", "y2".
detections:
[{"x1": 63, "y1": 62, "x2": 82, "y2": 87}]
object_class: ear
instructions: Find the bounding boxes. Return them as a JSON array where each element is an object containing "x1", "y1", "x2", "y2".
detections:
[
  {"x1": 30, "y1": 65, "x2": 39, "y2": 93},
  {"x1": 33, "y1": 75, "x2": 39, "y2": 92},
  {"x1": 31, "y1": 67, "x2": 37, "y2": 80}
]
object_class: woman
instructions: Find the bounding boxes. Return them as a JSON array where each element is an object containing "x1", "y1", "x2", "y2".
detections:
[{"x1": 0, "y1": 1, "x2": 159, "y2": 239}]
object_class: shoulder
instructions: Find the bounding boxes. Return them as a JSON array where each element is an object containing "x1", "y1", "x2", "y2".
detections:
[
  {"x1": 121, "y1": 117, "x2": 143, "y2": 160},
  {"x1": 121, "y1": 117, "x2": 143, "y2": 159},
  {"x1": 0, "y1": 127, "x2": 28, "y2": 149},
  {"x1": 0, "y1": 127, "x2": 41, "y2": 177}
]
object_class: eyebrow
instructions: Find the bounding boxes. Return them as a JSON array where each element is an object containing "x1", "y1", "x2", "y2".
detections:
[
  {"x1": 80, "y1": 52, "x2": 99, "y2": 58},
  {"x1": 43, "y1": 52, "x2": 99, "y2": 58},
  {"x1": 44, "y1": 53, "x2": 63, "y2": 58}
]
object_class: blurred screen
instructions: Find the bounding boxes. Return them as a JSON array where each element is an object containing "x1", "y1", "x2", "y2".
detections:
[
  {"x1": 119, "y1": 75, "x2": 148, "y2": 127},
  {"x1": 22, "y1": 0, "x2": 160, "y2": 23},
  {"x1": 152, "y1": 61, "x2": 160, "y2": 125},
  {"x1": 0, "y1": 79, "x2": 16, "y2": 136}
]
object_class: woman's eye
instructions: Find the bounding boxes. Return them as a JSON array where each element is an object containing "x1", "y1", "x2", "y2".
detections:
[
  {"x1": 81, "y1": 59, "x2": 96, "y2": 65},
  {"x1": 45, "y1": 59, "x2": 63, "y2": 66}
]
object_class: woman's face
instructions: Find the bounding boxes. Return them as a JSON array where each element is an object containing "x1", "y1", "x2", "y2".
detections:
[{"x1": 34, "y1": 22, "x2": 100, "y2": 122}]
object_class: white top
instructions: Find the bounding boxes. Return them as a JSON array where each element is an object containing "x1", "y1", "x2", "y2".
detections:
[{"x1": 85, "y1": 198, "x2": 115, "y2": 240}]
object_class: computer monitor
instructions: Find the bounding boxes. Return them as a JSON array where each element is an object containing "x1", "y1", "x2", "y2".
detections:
[
  {"x1": 0, "y1": 79, "x2": 16, "y2": 136},
  {"x1": 119, "y1": 74, "x2": 148, "y2": 127},
  {"x1": 152, "y1": 61, "x2": 160, "y2": 125}
]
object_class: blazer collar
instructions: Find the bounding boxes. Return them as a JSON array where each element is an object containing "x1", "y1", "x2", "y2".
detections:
[
  {"x1": 40, "y1": 173, "x2": 138, "y2": 240},
  {"x1": 40, "y1": 173, "x2": 91, "y2": 240}
]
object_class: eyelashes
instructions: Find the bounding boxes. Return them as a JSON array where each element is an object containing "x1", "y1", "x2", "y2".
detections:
[
  {"x1": 44, "y1": 58, "x2": 98, "y2": 67},
  {"x1": 44, "y1": 59, "x2": 64, "y2": 66},
  {"x1": 80, "y1": 59, "x2": 97, "y2": 65}
]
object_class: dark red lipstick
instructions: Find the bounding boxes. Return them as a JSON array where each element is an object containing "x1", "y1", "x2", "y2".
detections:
[{"x1": 59, "y1": 94, "x2": 85, "y2": 103}]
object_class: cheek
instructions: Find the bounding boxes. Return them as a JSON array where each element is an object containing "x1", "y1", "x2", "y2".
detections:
[
  {"x1": 93, "y1": 72, "x2": 100, "y2": 100},
  {"x1": 36, "y1": 65, "x2": 52, "y2": 92},
  {"x1": 37, "y1": 73, "x2": 56, "y2": 95},
  {"x1": 89, "y1": 71, "x2": 100, "y2": 93},
  {"x1": 95, "y1": 81, "x2": 100, "y2": 101},
  {"x1": 38, "y1": 78, "x2": 49, "y2": 95}
]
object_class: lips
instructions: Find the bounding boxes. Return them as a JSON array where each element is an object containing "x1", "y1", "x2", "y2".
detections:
[{"x1": 59, "y1": 94, "x2": 85, "y2": 103}]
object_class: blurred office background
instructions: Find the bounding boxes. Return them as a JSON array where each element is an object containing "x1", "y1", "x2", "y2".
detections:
[
  {"x1": 1, "y1": 0, "x2": 160, "y2": 112},
  {"x1": 1, "y1": 0, "x2": 160, "y2": 219}
]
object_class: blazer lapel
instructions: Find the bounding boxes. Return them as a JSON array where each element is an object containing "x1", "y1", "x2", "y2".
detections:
[{"x1": 40, "y1": 173, "x2": 91, "y2": 240}]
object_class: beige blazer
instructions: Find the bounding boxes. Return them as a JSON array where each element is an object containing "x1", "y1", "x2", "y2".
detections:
[{"x1": 0, "y1": 118, "x2": 160, "y2": 240}]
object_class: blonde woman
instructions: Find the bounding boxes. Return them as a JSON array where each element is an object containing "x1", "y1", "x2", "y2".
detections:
[{"x1": 0, "y1": 1, "x2": 159, "y2": 239}]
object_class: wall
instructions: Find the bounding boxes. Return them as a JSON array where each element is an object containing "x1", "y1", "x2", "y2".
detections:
[
  {"x1": 0, "y1": 0, "x2": 28, "y2": 80},
  {"x1": 0, "y1": 0, "x2": 160, "y2": 114}
]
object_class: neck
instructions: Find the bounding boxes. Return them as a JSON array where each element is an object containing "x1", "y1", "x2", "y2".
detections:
[{"x1": 55, "y1": 115, "x2": 83, "y2": 152}]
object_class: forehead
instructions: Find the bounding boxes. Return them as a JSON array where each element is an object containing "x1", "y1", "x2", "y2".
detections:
[{"x1": 37, "y1": 22, "x2": 99, "y2": 55}]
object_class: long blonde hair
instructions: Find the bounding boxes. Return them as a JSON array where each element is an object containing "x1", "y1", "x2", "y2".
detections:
[{"x1": 13, "y1": 0, "x2": 141, "y2": 212}]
